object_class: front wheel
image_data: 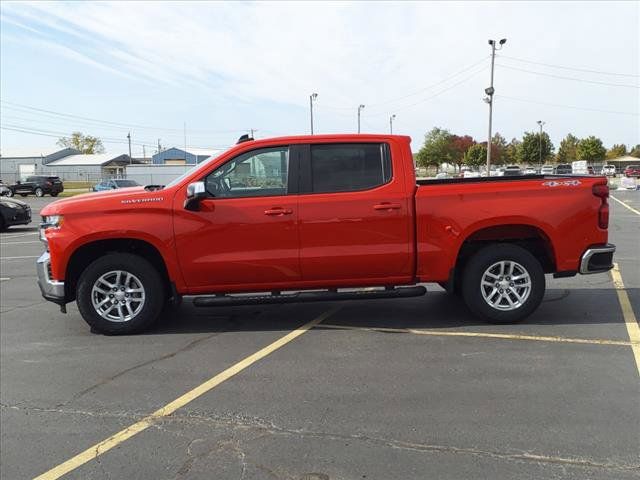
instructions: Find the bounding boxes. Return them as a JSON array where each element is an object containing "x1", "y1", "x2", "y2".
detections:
[
  {"x1": 76, "y1": 253, "x2": 165, "y2": 334},
  {"x1": 461, "y1": 243, "x2": 545, "y2": 324},
  {"x1": 6, "y1": 189, "x2": 14, "y2": 197},
  {"x1": 35, "y1": 188, "x2": 44, "y2": 197}
]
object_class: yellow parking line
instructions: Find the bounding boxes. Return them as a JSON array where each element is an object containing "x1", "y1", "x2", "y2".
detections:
[
  {"x1": 610, "y1": 264, "x2": 640, "y2": 376},
  {"x1": 34, "y1": 306, "x2": 341, "y2": 480},
  {"x1": 610, "y1": 194, "x2": 640, "y2": 216},
  {"x1": 320, "y1": 324, "x2": 636, "y2": 347}
]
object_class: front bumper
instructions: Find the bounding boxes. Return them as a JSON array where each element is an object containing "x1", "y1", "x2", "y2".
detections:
[
  {"x1": 579, "y1": 244, "x2": 616, "y2": 274},
  {"x1": 36, "y1": 252, "x2": 65, "y2": 304}
]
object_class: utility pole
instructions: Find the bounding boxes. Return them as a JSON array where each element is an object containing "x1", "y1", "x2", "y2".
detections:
[
  {"x1": 310, "y1": 93, "x2": 318, "y2": 134},
  {"x1": 537, "y1": 120, "x2": 545, "y2": 170},
  {"x1": 143, "y1": 145, "x2": 146, "y2": 161},
  {"x1": 484, "y1": 38, "x2": 507, "y2": 176},
  {"x1": 157, "y1": 139, "x2": 162, "y2": 154},
  {"x1": 127, "y1": 132, "x2": 132, "y2": 164},
  {"x1": 249, "y1": 128, "x2": 257, "y2": 138},
  {"x1": 184, "y1": 121, "x2": 187, "y2": 163},
  {"x1": 389, "y1": 114, "x2": 396, "y2": 134},
  {"x1": 357, "y1": 104, "x2": 365, "y2": 133}
]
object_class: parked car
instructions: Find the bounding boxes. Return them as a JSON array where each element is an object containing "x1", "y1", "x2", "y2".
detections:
[
  {"x1": 0, "y1": 180, "x2": 11, "y2": 196},
  {"x1": 555, "y1": 164, "x2": 573, "y2": 175},
  {"x1": 523, "y1": 167, "x2": 537, "y2": 175},
  {"x1": 620, "y1": 176, "x2": 638, "y2": 190},
  {"x1": 587, "y1": 166, "x2": 595, "y2": 175},
  {"x1": 463, "y1": 170, "x2": 480, "y2": 178},
  {"x1": 0, "y1": 197, "x2": 31, "y2": 231},
  {"x1": 502, "y1": 165, "x2": 522, "y2": 176},
  {"x1": 540, "y1": 165, "x2": 555, "y2": 175},
  {"x1": 623, "y1": 165, "x2": 640, "y2": 177},
  {"x1": 600, "y1": 165, "x2": 617, "y2": 177},
  {"x1": 37, "y1": 134, "x2": 615, "y2": 334},
  {"x1": 7, "y1": 176, "x2": 63, "y2": 197},
  {"x1": 92, "y1": 179, "x2": 141, "y2": 192}
]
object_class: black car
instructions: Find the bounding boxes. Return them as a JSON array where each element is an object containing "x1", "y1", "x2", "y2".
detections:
[
  {"x1": 7, "y1": 176, "x2": 64, "y2": 197},
  {"x1": 0, "y1": 197, "x2": 31, "y2": 230},
  {"x1": 554, "y1": 164, "x2": 572, "y2": 175}
]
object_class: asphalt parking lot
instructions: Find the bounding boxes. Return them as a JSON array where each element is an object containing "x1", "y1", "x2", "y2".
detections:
[{"x1": 1, "y1": 191, "x2": 639, "y2": 480}]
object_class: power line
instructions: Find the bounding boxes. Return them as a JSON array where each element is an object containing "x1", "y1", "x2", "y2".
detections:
[
  {"x1": 496, "y1": 64, "x2": 640, "y2": 89},
  {"x1": 498, "y1": 55, "x2": 640, "y2": 78},
  {"x1": 496, "y1": 94, "x2": 640, "y2": 116}
]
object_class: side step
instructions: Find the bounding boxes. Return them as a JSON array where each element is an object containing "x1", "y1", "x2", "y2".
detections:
[{"x1": 192, "y1": 286, "x2": 426, "y2": 308}]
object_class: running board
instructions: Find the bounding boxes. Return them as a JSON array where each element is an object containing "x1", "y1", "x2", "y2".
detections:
[{"x1": 192, "y1": 286, "x2": 427, "y2": 308}]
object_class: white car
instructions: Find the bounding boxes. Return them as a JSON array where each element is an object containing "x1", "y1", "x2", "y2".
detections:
[
  {"x1": 463, "y1": 170, "x2": 480, "y2": 178},
  {"x1": 600, "y1": 165, "x2": 616, "y2": 177},
  {"x1": 540, "y1": 165, "x2": 555, "y2": 175},
  {"x1": 523, "y1": 167, "x2": 537, "y2": 175}
]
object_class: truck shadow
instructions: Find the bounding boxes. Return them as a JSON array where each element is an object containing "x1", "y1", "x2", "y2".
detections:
[{"x1": 149, "y1": 288, "x2": 636, "y2": 335}]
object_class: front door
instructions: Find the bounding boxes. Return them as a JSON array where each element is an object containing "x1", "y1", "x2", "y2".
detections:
[
  {"x1": 174, "y1": 145, "x2": 301, "y2": 291},
  {"x1": 297, "y1": 142, "x2": 412, "y2": 284}
]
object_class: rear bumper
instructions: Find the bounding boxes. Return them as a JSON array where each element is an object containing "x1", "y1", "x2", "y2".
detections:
[
  {"x1": 36, "y1": 252, "x2": 65, "y2": 304},
  {"x1": 579, "y1": 244, "x2": 615, "y2": 274}
]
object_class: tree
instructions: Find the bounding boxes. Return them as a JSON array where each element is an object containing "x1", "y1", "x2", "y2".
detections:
[
  {"x1": 491, "y1": 132, "x2": 508, "y2": 165},
  {"x1": 576, "y1": 136, "x2": 606, "y2": 162},
  {"x1": 606, "y1": 144, "x2": 627, "y2": 159},
  {"x1": 517, "y1": 131, "x2": 554, "y2": 165},
  {"x1": 415, "y1": 127, "x2": 453, "y2": 171},
  {"x1": 463, "y1": 143, "x2": 487, "y2": 168},
  {"x1": 630, "y1": 145, "x2": 640, "y2": 158},
  {"x1": 449, "y1": 135, "x2": 475, "y2": 171},
  {"x1": 557, "y1": 134, "x2": 579, "y2": 163},
  {"x1": 57, "y1": 132, "x2": 105, "y2": 154},
  {"x1": 502, "y1": 138, "x2": 521, "y2": 165}
]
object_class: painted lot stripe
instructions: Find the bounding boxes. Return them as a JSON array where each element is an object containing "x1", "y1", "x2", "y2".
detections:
[
  {"x1": 610, "y1": 194, "x2": 640, "y2": 216},
  {"x1": 611, "y1": 263, "x2": 640, "y2": 376},
  {"x1": 320, "y1": 324, "x2": 636, "y2": 347},
  {"x1": 0, "y1": 232, "x2": 39, "y2": 239},
  {"x1": 0, "y1": 255, "x2": 39, "y2": 260},
  {"x1": 0, "y1": 241, "x2": 41, "y2": 245},
  {"x1": 34, "y1": 306, "x2": 341, "y2": 480}
]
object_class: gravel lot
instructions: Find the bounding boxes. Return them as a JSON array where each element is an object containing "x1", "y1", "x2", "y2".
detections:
[{"x1": 1, "y1": 191, "x2": 639, "y2": 480}]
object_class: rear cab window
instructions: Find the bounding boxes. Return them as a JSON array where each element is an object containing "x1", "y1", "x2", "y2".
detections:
[{"x1": 305, "y1": 143, "x2": 392, "y2": 193}]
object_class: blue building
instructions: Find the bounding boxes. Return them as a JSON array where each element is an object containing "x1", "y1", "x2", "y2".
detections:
[{"x1": 152, "y1": 147, "x2": 220, "y2": 165}]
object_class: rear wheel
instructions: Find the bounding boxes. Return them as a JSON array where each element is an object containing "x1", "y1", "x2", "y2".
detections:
[
  {"x1": 461, "y1": 243, "x2": 545, "y2": 324},
  {"x1": 35, "y1": 188, "x2": 44, "y2": 197},
  {"x1": 6, "y1": 189, "x2": 14, "y2": 197},
  {"x1": 76, "y1": 253, "x2": 165, "y2": 334}
]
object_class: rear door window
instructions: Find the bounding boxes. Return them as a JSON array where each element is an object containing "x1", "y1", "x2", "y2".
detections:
[{"x1": 308, "y1": 143, "x2": 391, "y2": 193}]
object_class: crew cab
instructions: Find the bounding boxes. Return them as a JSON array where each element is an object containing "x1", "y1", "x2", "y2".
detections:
[
  {"x1": 37, "y1": 134, "x2": 615, "y2": 334},
  {"x1": 8, "y1": 176, "x2": 64, "y2": 197}
]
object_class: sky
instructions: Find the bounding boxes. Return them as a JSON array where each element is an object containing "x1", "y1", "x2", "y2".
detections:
[{"x1": 0, "y1": 1, "x2": 638, "y2": 157}]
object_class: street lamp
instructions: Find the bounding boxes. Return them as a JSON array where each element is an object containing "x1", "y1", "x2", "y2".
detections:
[
  {"x1": 389, "y1": 114, "x2": 396, "y2": 134},
  {"x1": 537, "y1": 120, "x2": 546, "y2": 170},
  {"x1": 309, "y1": 93, "x2": 318, "y2": 135},
  {"x1": 357, "y1": 104, "x2": 365, "y2": 133},
  {"x1": 484, "y1": 38, "x2": 507, "y2": 176}
]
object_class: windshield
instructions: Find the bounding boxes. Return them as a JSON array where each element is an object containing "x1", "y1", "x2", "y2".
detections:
[
  {"x1": 163, "y1": 153, "x2": 224, "y2": 189},
  {"x1": 115, "y1": 180, "x2": 139, "y2": 187}
]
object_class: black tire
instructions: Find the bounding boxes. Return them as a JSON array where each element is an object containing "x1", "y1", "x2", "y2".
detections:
[
  {"x1": 0, "y1": 217, "x2": 6, "y2": 231},
  {"x1": 461, "y1": 243, "x2": 545, "y2": 324},
  {"x1": 20, "y1": 194, "x2": 28, "y2": 197},
  {"x1": 35, "y1": 188, "x2": 44, "y2": 197},
  {"x1": 50, "y1": 192, "x2": 59, "y2": 197},
  {"x1": 76, "y1": 253, "x2": 165, "y2": 334},
  {"x1": 6, "y1": 189, "x2": 14, "y2": 197}
]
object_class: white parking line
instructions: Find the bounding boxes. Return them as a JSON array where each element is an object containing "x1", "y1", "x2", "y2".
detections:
[
  {"x1": 0, "y1": 241, "x2": 41, "y2": 245},
  {"x1": 610, "y1": 195, "x2": 640, "y2": 216},
  {"x1": 0, "y1": 232, "x2": 39, "y2": 239},
  {"x1": 0, "y1": 255, "x2": 39, "y2": 260},
  {"x1": 0, "y1": 277, "x2": 10, "y2": 281}
]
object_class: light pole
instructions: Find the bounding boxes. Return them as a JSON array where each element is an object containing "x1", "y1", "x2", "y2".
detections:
[
  {"x1": 389, "y1": 114, "x2": 396, "y2": 134},
  {"x1": 537, "y1": 120, "x2": 545, "y2": 170},
  {"x1": 309, "y1": 93, "x2": 318, "y2": 134},
  {"x1": 127, "y1": 132, "x2": 132, "y2": 165},
  {"x1": 484, "y1": 38, "x2": 507, "y2": 176},
  {"x1": 357, "y1": 104, "x2": 365, "y2": 133}
]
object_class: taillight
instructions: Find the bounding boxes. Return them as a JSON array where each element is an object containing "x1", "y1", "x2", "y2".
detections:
[
  {"x1": 46, "y1": 181, "x2": 52, "y2": 186},
  {"x1": 592, "y1": 182, "x2": 609, "y2": 229}
]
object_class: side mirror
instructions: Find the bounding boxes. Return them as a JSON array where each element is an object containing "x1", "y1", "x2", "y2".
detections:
[{"x1": 184, "y1": 181, "x2": 208, "y2": 211}]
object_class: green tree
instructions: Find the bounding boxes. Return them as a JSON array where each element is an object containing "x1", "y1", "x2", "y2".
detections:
[
  {"x1": 576, "y1": 136, "x2": 606, "y2": 162},
  {"x1": 502, "y1": 138, "x2": 521, "y2": 165},
  {"x1": 630, "y1": 145, "x2": 640, "y2": 158},
  {"x1": 491, "y1": 132, "x2": 508, "y2": 165},
  {"x1": 557, "y1": 134, "x2": 579, "y2": 163},
  {"x1": 463, "y1": 143, "x2": 487, "y2": 168},
  {"x1": 449, "y1": 135, "x2": 475, "y2": 171},
  {"x1": 606, "y1": 144, "x2": 627, "y2": 159},
  {"x1": 517, "y1": 131, "x2": 554, "y2": 165},
  {"x1": 416, "y1": 127, "x2": 452, "y2": 171},
  {"x1": 57, "y1": 132, "x2": 105, "y2": 154}
]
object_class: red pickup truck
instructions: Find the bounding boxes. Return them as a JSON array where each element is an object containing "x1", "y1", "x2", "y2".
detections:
[{"x1": 37, "y1": 134, "x2": 615, "y2": 334}]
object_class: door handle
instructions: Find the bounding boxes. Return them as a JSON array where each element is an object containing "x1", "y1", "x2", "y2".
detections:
[
  {"x1": 373, "y1": 203, "x2": 401, "y2": 211},
  {"x1": 264, "y1": 208, "x2": 293, "y2": 216}
]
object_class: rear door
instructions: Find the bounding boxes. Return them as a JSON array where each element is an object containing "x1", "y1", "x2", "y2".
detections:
[{"x1": 297, "y1": 142, "x2": 412, "y2": 284}]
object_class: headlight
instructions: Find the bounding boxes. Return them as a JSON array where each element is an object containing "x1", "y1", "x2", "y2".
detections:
[{"x1": 40, "y1": 215, "x2": 64, "y2": 244}]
